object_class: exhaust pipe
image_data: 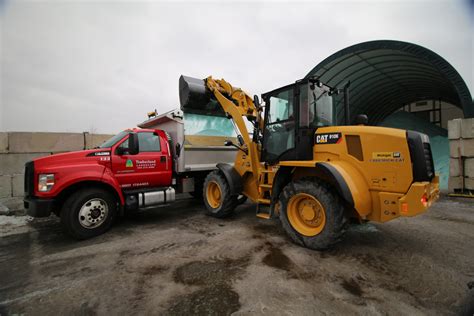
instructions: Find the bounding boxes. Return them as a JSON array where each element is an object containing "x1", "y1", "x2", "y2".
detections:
[{"x1": 179, "y1": 75, "x2": 212, "y2": 111}]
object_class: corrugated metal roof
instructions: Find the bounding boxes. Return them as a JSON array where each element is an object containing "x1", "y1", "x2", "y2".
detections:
[{"x1": 305, "y1": 40, "x2": 473, "y2": 124}]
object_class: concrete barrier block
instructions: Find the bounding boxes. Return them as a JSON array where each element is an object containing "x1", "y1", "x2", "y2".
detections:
[
  {"x1": 448, "y1": 119, "x2": 462, "y2": 140},
  {"x1": 462, "y1": 138, "x2": 474, "y2": 157},
  {"x1": 449, "y1": 158, "x2": 461, "y2": 177},
  {"x1": 0, "y1": 153, "x2": 50, "y2": 175},
  {"x1": 448, "y1": 176, "x2": 463, "y2": 192},
  {"x1": 0, "y1": 175, "x2": 12, "y2": 198},
  {"x1": 465, "y1": 158, "x2": 474, "y2": 178},
  {"x1": 84, "y1": 133, "x2": 114, "y2": 149},
  {"x1": 8, "y1": 132, "x2": 84, "y2": 153},
  {"x1": 12, "y1": 174, "x2": 24, "y2": 197},
  {"x1": 461, "y1": 118, "x2": 474, "y2": 139},
  {"x1": 0, "y1": 197, "x2": 24, "y2": 214},
  {"x1": 450, "y1": 140, "x2": 461, "y2": 158},
  {"x1": 465, "y1": 177, "x2": 474, "y2": 190},
  {"x1": 0, "y1": 133, "x2": 7, "y2": 153}
]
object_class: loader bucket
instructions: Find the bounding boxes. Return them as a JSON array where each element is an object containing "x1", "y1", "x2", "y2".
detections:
[{"x1": 179, "y1": 75, "x2": 225, "y2": 116}]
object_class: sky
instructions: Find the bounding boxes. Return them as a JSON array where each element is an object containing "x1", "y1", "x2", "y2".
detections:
[{"x1": 1, "y1": 0, "x2": 472, "y2": 134}]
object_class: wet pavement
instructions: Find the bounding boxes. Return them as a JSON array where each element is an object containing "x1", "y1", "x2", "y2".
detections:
[{"x1": 0, "y1": 195, "x2": 473, "y2": 315}]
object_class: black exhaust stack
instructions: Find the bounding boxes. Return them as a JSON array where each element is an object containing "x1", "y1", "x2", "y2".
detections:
[{"x1": 344, "y1": 81, "x2": 351, "y2": 125}]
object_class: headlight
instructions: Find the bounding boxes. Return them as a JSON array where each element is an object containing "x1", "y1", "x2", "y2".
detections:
[{"x1": 38, "y1": 174, "x2": 55, "y2": 192}]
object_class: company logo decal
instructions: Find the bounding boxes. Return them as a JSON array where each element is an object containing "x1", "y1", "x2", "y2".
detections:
[
  {"x1": 126, "y1": 159, "x2": 134, "y2": 168},
  {"x1": 370, "y1": 152, "x2": 404, "y2": 162},
  {"x1": 315, "y1": 132, "x2": 342, "y2": 144},
  {"x1": 136, "y1": 160, "x2": 156, "y2": 169}
]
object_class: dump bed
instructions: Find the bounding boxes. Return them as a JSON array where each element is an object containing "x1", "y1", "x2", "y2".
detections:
[{"x1": 138, "y1": 109, "x2": 237, "y2": 173}]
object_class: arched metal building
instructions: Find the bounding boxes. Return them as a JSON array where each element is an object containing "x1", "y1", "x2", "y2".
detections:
[{"x1": 305, "y1": 40, "x2": 473, "y2": 125}]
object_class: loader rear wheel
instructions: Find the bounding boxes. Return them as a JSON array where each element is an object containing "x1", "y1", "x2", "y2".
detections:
[
  {"x1": 279, "y1": 179, "x2": 346, "y2": 250},
  {"x1": 203, "y1": 171, "x2": 237, "y2": 218}
]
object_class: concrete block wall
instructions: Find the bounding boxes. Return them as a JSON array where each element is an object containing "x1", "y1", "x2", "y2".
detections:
[
  {"x1": 0, "y1": 132, "x2": 113, "y2": 215},
  {"x1": 448, "y1": 119, "x2": 474, "y2": 192}
]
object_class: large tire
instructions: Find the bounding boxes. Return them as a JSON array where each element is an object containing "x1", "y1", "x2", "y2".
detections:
[
  {"x1": 203, "y1": 171, "x2": 237, "y2": 218},
  {"x1": 60, "y1": 188, "x2": 117, "y2": 239},
  {"x1": 279, "y1": 179, "x2": 346, "y2": 250}
]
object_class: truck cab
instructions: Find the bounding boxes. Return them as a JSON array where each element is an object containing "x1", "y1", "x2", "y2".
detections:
[{"x1": 24, "y1": 128, "x2": 174, "y2": 239}]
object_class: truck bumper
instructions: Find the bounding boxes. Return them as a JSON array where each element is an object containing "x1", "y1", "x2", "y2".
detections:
[
  {"x1": 24, "y1": 196, "x2": 55, "y2": 217},
  {"x1": 399, "y1": 175, "x2": 440, "y2": 217},
  {"x1": 376, "y1": 176, "x2": 440, "y2": 222}
]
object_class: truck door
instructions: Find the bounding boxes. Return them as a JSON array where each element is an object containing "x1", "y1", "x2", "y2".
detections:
[{"x1": 112, "y1": 132, "x2": 172, "y2": 189}]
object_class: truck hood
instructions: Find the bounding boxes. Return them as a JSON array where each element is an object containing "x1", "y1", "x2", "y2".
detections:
[{"x1": 33, "y1": 149, "x2": 112, "y2": 170}]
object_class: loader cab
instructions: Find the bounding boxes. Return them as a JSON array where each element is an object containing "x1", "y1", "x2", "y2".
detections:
[{"x1": 261, "y1": 78, "x2": 337, "y2": 163}]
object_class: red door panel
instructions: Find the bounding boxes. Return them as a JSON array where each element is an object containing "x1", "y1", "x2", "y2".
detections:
[{"x1": 111, "y1": 131, "x2": 172, "y2": 190}]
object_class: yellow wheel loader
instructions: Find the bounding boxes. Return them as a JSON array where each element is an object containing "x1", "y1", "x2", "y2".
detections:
[{"x1": 179, "y1": 75, "x2": 440, "y2": 250}]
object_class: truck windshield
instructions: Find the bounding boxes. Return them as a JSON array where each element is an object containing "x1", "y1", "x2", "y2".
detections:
[
  {"x1": 98, "y1": 131, "x2": 128, "y2": 148},
  {"x1": 299, "y1": 83, "x2": 336, "y2": 127}
]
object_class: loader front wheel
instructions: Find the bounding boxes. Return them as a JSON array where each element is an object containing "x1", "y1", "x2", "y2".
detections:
[
  {"x1": 203, "y1": 171, "x2": 237, "y2": 218},
  {"x1": 279, "y1": 179, "x2": 346, "y2": 250}
]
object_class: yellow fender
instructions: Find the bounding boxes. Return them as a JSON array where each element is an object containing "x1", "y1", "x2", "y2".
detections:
[{"x1": 319, "y1": 160, "x2": 372, "y2": 217}]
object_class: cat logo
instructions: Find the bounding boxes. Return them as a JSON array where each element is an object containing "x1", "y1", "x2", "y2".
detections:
[{"x1": 315, "y1": 132, "x2": 342, "y2": 144}]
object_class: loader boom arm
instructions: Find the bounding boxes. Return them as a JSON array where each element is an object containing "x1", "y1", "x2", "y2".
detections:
[{"x1": 205, "y1": 76, "x2": 263, "y2": 176}]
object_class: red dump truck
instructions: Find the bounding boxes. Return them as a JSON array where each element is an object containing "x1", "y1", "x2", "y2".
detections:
[{"x1": 24, "y1": 109, "x2": 239, "y2": 239}]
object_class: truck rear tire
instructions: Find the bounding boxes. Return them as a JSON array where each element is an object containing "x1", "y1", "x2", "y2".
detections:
[
  {"x1": 60, "y1": 188, "x2": 117, "y2": 239},
  {"x1": 203, "y1": 171, "x2": 237, "y2": 218},
  {"x1": 279, "y1": 179, "x2": 346, "y2": 250}
]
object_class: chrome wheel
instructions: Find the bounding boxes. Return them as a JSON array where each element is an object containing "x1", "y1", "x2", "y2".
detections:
[{"x1": 78, "y1": 198, "x2": 109, "y2": 229}]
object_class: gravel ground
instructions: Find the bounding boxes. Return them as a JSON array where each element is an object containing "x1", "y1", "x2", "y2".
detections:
[{"x1": 0, "y1": 195, "x2": 473, "y2": 315}]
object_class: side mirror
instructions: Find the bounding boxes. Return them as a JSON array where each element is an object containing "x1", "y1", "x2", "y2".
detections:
[
  {"x1": 224, "y1": 140, "x2": 233, "y2": 146},
  {"x1": 253, "y1": 95, "x2": 260, "y2": 107},
  {"x1": 355, "y1": 114, "x2": 368, "y2": 126},
  {"x1": 128, "y1": 132, "x2": 139, "y2": 155}
]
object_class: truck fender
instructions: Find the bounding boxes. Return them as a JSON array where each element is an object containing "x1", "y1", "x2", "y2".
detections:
[
  {"x1": 317, "y1": 161, "x2": 371, "y2": 216},
  {"x1": 271, "y1": 166, "x2": 293, "y2": 206},
  {"x1": 315, "y1": 162, "x2": 354, "y2": 207},
  {"x1": 270, "y1": 162, "x2": 371, "y2": 216},
  {"x1": 101, "y1": 168, "x2": 125, "y2": 204},
  {"x1": 216, "y1": 163, "x2": 243, "y2": 195}
]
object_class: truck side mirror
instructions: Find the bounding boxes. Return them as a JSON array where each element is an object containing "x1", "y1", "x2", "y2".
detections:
[
  {"x1": 128, "y1": 132, "x2": 139, "y2": 155},
  {"x1": 224, "y1": 140, "x2": 233, "y2": 146}
]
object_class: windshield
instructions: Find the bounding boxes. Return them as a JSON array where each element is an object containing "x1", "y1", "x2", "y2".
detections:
[
  {"x1": 299, "y1": 83, "x2": 336, "y2": 127},
  {"x1": 98, "y1": 131, "x2": 128, "y2": 148}
]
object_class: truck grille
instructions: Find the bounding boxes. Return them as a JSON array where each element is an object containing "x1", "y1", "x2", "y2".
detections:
[{"x1": 24, "y1": 161, "x2": 35, "y2": 197}]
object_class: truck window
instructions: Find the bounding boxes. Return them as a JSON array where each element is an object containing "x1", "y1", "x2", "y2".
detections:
[
  {"x1": 138, "y1": 132, "x2": 161, "y2": 152},
  {"x1": 99, "y1": 131, "x2": 128, "y2": 148}
]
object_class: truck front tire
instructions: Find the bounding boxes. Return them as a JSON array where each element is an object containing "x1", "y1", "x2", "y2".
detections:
[
  {"x1": 60, "y1": 188, "x2": 117, "y2": 239},
  {"x1": 203, "y1": 171, "x2": 237, "y2": 218}
]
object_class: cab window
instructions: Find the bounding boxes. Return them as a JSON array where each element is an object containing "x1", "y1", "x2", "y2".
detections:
[{"x1": 138, "y1": 132, "x2": 161, "y2": 152}]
